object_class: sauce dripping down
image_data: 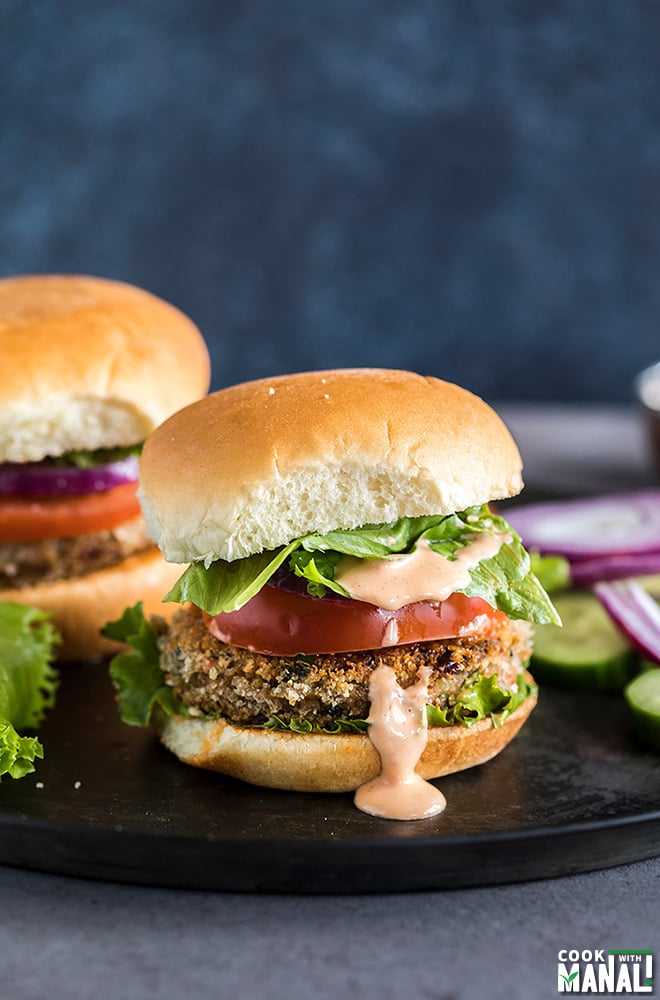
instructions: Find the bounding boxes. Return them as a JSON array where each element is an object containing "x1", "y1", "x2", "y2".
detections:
[
  {"x1": 336, "y1": 533, "x2": 509, "y2": 612},
  {"x1": 354, "y1": 664, "x2": 447, "y2": 821}
]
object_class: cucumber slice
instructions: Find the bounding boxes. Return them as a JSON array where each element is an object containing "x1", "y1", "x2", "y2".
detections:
[
  {"x1": 532, "y1": 590, "x2": 637, "y2": 692},
  {"x1": 625, "y1": 669, "x2": 660, "y2": 750}
]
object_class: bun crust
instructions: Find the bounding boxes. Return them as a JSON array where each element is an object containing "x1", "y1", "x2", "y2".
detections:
[
  {"x1": 0, "y1": 547, "x2": 184, "y2": 661},
  {"x1": 0, "y1": 274, "x2": 210, "y2": 462},
  {"x1": 140, "y1": 369, "x2": 523, "y2": 563},
  {"x1": 155, "y1": 683, "x2": 537, "y2": 793}
]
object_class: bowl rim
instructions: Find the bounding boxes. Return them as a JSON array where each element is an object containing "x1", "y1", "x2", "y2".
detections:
[{"x1": 636, "y1": 361, "x2": 660, "y2": 412}]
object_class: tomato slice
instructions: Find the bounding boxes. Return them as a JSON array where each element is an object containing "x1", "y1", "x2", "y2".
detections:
[
  {"x1": 0, "y1": 481, "x2": 141, "y2": 542},
  {"x1": 204, "y1": 584, "x2": 504, "y2": 656}
]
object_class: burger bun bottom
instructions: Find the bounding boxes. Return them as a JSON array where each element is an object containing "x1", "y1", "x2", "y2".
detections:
[
  {"x1": 155, "y1": 678, "x2": 537, "y2": 793},
  {"x1": 0, "y1": 547, "x2": 184, "y2": 662}
]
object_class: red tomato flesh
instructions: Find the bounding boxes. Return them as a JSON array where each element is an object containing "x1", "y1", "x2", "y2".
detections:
[
  {"x1": 204, "y1": 584, "x2": 504, "y2": 656},
  {"x1": 0, "y1": 481, "x2": 141, "y2": 542}
]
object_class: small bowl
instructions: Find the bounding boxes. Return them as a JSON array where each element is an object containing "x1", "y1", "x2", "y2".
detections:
[{"x1": 636, "y1": 362, "x2": 660, "y2": 476}]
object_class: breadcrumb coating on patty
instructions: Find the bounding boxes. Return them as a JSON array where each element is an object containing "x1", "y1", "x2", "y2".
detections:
[{"x1": 158, "y1": 605, "x2": 533, "y2": 728}]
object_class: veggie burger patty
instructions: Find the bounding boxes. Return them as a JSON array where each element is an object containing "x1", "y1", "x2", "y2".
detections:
[
  {"x1": 158, "y1": 604, "x2": 533, "y2": 729},
  {"x1": 0, "y1": 516, "x2": 151, "y2": 588}
]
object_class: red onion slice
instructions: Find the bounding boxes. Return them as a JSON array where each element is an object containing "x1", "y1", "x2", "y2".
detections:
[
  {"x1": 506, "y1": 491, "x2": 660, "y2": 560},
  {"x1": 0, "y1": 456, "x2": 139, "y2": 497},
  {"x1": 570, "y1": 551, "x2": 660, "y2": 588},
  {"x1": 594, "y1": 579, "x2": 660, "y2": 664}
]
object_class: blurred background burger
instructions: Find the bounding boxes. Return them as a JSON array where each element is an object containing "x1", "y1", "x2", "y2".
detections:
[{"x1": 0, "y1": 274, "x2": 210, "y2": 659}]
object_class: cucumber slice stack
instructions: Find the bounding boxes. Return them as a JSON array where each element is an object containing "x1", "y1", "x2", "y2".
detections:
[{"x1": 532, "y1": 591, "x2": 638, "y2": 693}]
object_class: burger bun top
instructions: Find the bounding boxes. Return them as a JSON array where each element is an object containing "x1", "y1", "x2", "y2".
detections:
[
  {"x1": 0, "y1": 274, "x2": 210, "y2": 463},
  {"x1": 140, "y1": 368, "x2": 523, "y2": 564}
]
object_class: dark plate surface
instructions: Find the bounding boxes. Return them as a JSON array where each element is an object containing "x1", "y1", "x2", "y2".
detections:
[{"x1": 1, "y1": 661, "x2": 659, "y2": 892}]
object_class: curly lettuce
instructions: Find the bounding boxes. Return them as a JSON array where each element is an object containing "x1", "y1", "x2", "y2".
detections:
[
  {"x1": 425, "y1": 671, "x2": 536, "y2": 728},
  {"x1": 0, "y1": 602, "x2": 60, "y2": 780},
  {"x1": 102, "y1": 603, "x2": 185, "y2": 726},
  {"x1": 263, "y1": 672, "x2": 536, "y2": 735}
]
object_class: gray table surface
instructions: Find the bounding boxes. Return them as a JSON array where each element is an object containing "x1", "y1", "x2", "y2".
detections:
[{"x1": 3, "y1": 405, "x2": 660, "y2": 1000}]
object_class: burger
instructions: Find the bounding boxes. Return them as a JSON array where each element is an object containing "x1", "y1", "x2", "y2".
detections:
[
  {"x1": 0, "y1": 274, "x2": 210, "y2": 660},
  {"x1": 107, "y1": 369, "x2": 559, "y2": 818}
]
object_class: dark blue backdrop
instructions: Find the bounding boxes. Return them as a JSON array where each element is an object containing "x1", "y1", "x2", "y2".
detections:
[{"x1": 2, "y1": 1, "x2": 659, "y2": 400}]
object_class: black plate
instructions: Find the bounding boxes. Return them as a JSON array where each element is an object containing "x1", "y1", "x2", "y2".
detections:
[{"x1": 1, "y1": 661, "x2": 659, "y2": 892}]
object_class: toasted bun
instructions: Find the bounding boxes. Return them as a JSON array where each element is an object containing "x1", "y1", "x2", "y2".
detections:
[
  {"x1": 0, "y1": 547, "x2": 184, "y2": 661},
  {"x1": 155, "y1": 682, "x2": 537, "y2": 793},
  {"x1": 0, "y1": 274, "x2": 210, "y2": 462},
  {"x1": 140, "y1": 369, "x2": 523, "y2": 563}
]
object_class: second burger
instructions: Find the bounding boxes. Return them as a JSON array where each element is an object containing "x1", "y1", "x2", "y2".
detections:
[{"x1": 0, "y1": 274, "x2": 210, "y2": 659}]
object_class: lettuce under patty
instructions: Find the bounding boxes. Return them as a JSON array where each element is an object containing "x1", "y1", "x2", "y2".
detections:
[
  {"x1": 0, "y1": 602, "x2": 60, "y2": 780},
  {"x1": 424, "y1": 671, "x2": 536, "y2": 728},
  {"x1": 264, "y1": 671, "x2": 537, "y2": 734},
  {"x1": 166, "y1": 506, "x2": 560, "y2": 626},
  {"x1": 104, "y1": 604, "x2": 536, "y2": 733}
]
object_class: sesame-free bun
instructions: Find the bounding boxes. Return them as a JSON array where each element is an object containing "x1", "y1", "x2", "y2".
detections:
[
  {"x1": 0, "y1": 274, "x2": 210, "y2": 463},
  {"x1": 155, "y1": 681, "x2": 537, "y2": 793},
  {"x1": 0, "y1": 547, "x2": 184, "y2": 661},
  {"x1": 140, "y1": 369, "x2": 523, "y2": 564}
]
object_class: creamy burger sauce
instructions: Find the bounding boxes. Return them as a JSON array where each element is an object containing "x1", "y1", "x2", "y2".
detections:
[
  {"x1": 354, "y1": 664, "x2": 446, "y2": 820},
  {"x1": 336, "y1": 533, "x2": 509, "y2": 611},
  {"x1": 349, "y1": 532, "x2": 509, "y2": 820}
]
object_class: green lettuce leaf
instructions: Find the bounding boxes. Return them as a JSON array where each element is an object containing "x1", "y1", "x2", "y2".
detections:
[
  {"x1": 0, "y1": 602, "x2": 60, "y2": 780},
  {"x1": 263, "y1": 715, "x2": 369, "y2": 734},
  {"x1": 288, "y1": 550, "x2": 346, "y2": 598},
  {"x1": 102, "y1": 603, "x2": 186, "y2": 726},
  {"x1": 262, "y1": 671, "x2": 536, "y2": 735},
  {"x1": 54, "y1": 443, "x2": 143, "y2": 468},
  {"x1": 425, "y1": 671, "x2": 536, "y2": 728},
  {"x1": 298, "y1": 515, "x2": 450, "y2": 558},
  {"x1": 457, "y1": 533, "x2": 560, "y2": 625},
  {"x1": 164, "y1": 505, "x2": 559, "y2": 626},
  {"x1": 296, "y1": 508, "x2": 559, "y2": 624},
  {"x1": 165, "y1": 541, "x2": 299, "y2": 615}
]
